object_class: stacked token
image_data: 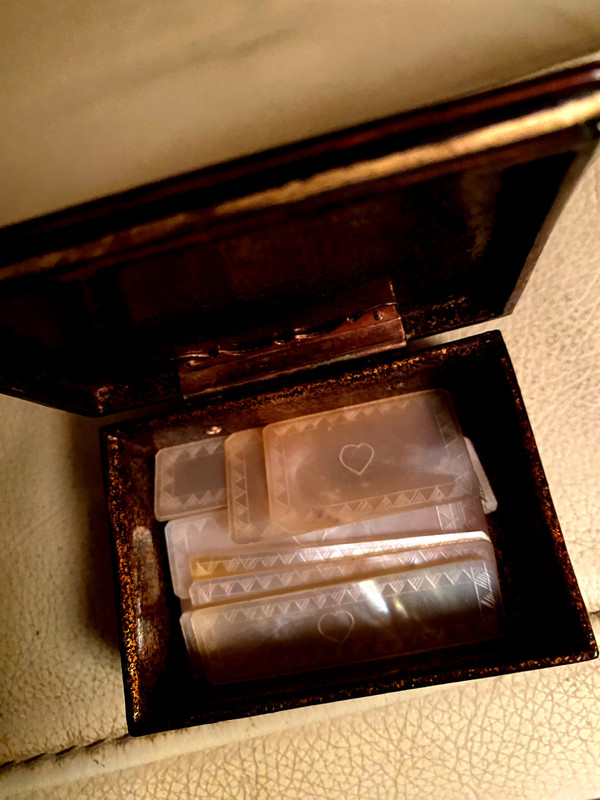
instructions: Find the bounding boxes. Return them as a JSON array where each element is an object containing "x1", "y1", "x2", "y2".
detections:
[{"x1": 154, "y1": 389, "x2": 503, "y2": 684}]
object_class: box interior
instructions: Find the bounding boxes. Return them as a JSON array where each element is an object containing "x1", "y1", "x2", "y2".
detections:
[{"x1": 103, "y1": 330, "x2": 596, "y2": 736}]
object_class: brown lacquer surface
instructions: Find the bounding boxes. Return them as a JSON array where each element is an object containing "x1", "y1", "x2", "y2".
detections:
[
  {"x1": 1, "y1": 64, "x2": 599, "y2": 414},
  {"x1": 102, "y1": 331, "x2": 596, "y2": 736}
]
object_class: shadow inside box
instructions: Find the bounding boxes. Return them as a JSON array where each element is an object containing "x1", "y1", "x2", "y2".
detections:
[{"x1": 66, "y1": 396, "x2": 182, "y2": 652}]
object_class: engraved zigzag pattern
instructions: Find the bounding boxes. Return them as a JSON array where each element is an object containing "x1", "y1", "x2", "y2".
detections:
[{"x1": 206, "y1": 563, "x2": 496, "y2": 624}]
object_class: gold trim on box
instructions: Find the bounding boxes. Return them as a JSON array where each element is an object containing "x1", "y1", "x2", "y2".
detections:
[{"x1": 216, "y1": 91, "x2": 600, "y2": 215}]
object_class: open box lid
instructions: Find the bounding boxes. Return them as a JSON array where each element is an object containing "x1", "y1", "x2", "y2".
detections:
[{"x1": 1, "y1": 62, "x2": 600, "y2": 416}]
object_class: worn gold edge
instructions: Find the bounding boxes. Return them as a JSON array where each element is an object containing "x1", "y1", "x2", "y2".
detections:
[
  {"x1": 215, "y1": 92, "x2": 600, "y2": 214},
  {"x1": 7, "y1": 92, "x2": 600, "y2": 277}
]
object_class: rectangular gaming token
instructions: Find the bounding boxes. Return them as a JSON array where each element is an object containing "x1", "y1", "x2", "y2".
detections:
[
  {"x1": 154, "y1": 437, "x2": 227, "y2": 521},
  {"x1": 181, "y1": 557, "x2": 503, "y2": 683},
  {"x1": 263, "y1": 390, "x2": 478, "y2": 533},
  {"x1": 166, "y1": 496, "x2": 488, "y2": 595},
  {"x1": 226, "y1": 428, "x2": 288, "y2": 543},
  {"x1": 188, "y1": 533, "x2": 495, "y2": 607}
]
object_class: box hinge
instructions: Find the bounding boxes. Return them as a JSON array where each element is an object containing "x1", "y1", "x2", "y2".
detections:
[{"x1": 175, "y1": 302, "x2": 406, "y2": 400}]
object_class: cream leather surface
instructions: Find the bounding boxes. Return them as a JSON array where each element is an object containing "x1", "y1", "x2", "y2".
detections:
[
  {"x1": 1, "y1": 0, "x2": 600, "y2": 226},
  {"x1": 1, "y1": 144, "x2": 599, "y2": 799},
  {"x1": 3, "y1": 615, "x2": 600, "y2": 800}
]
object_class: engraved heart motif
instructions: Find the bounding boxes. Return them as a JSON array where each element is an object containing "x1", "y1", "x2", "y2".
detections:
[
  {"x1": 339, "y1": 442, "x2": 374, "y2": 476},
  {"x1": 317, "y1": 610, "x2": 355, "y2": 644}
]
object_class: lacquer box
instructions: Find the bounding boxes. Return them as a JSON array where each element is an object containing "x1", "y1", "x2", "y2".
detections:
[{"x1": 1, "y1": 63, "x2": 599, "y2": 736}]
